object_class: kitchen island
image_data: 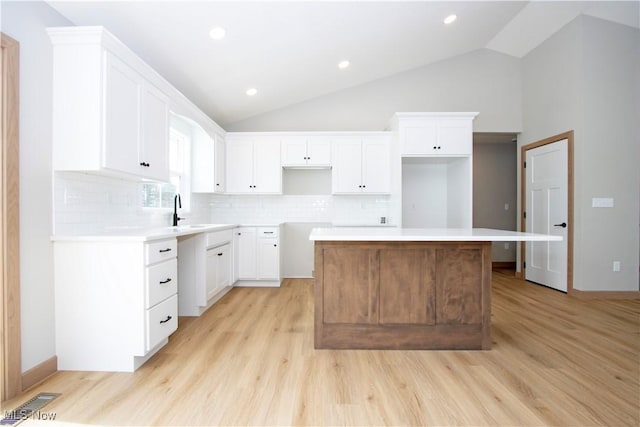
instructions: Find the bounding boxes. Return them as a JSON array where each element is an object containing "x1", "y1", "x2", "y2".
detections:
[{"x1": 310, "y1": 228, "x2": 561, "y2": 350}]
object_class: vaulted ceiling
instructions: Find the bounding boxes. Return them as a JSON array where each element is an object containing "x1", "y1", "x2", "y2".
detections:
[{"x1": 46, "y1": 1, "x2": 639, "y2": 127}]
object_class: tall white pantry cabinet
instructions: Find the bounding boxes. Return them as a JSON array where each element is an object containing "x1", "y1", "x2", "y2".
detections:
[{"x1": 389, "y1": 112, "x2": 478, "y2": 229}]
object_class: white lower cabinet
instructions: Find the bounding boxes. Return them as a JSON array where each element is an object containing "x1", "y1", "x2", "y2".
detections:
[
  {"x1": 234, "y1": 226, "x2": 282, "y2": 287},
  {"x1": 53, "y1": 238, "x2": 178, "y2": 372},
  {"x1": 178, "y1": 229, "x2": 234, "y2": 316}
]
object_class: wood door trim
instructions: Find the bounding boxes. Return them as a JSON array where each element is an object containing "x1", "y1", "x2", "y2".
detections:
[
  {"x1": 520, "y1": 131, "x2": 574, "y2": 294},
  {"x1": 1, "y1": 32, "x2": 21, "y2": 402}
]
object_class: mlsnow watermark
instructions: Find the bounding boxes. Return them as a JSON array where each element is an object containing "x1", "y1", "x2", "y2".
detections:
[{"x1": 4, "y1": 409, "x2": 57, "y2": 421}]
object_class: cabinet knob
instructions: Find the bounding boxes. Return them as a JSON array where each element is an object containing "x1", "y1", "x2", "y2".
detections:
[
  {"x1": 159, "y1": 248, "x2": 172, "y2": 253},
  {"x1": 139, "y1": 162, "x2": 150, "y2": 167},
  {"x1": 437, "y1": 146, "x2": 441, "y2": 150},
  {"x1": 159, "y1": 278, "x2": 172, "y2": 284},
  {"x1": 433, "y1": 146, "x2": 437, "y2": 150},
  {"x1": 217, "y1": 252, "x2": 223, "y2": 256},
  {"x1": 273, "y1": 244, "x2": 277, "y2": 247},
  {"x1": 216, "y1": 183, "x2": 220, "y2": 186},
  {"x1": 159, "y1": 315, "x2": 172, "y2": 324}
]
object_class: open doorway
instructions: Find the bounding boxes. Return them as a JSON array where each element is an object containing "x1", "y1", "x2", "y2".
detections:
[{"x1": 473, "y1": 133, "x2": 518, "y2": 270}]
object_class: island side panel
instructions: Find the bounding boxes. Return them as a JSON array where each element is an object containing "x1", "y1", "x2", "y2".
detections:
[
  {"x1": 379, "y1": 247, "x2": 436, "y2": 325},
  {"x1": 314, "y1": 240, "x2": 492, "y2": 350}
]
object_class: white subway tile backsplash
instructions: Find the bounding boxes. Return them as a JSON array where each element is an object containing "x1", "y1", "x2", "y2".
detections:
[{"x1": 54, "y1": 171, "x2": 396, "y2": 235}]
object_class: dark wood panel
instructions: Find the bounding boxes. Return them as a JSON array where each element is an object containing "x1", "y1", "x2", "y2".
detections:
[
  {"x1": 317, "y1": 323, "x2": 484, "y2": 350},
  {"x1": 379, "y1": 248, "x2": 435, "y2": 325},
  {"x1": 321, "y1": 246, "x2": 379, "y2": 325},
  {"x1": 435, "y1": 246, "x2": 483, "y2": 325}
]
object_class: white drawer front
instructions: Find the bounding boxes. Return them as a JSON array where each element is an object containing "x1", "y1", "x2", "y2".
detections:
[
  {"x1": 207, "y1": 229, "x2": 233, "y2": 248},
  {"x1": 258, "y1": 227, "x2": 279, "y2": 238},
  {"x1": 146, "y1": 294, "x2": 178, "y2": 351},
  {"x1": 146, "y1": 258, "x2": 177, "y2": 308},
  {"x1": 145, "y1": 238, "x2": 177, "y2": 265}
]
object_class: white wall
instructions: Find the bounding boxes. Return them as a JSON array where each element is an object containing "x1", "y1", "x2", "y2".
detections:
[
  {"x1": 521, "y1": 15, "x2": 640, "y2": 291},
  {"x1": 1, "y1": 1, "x2": 72, "y2": 371},
  {"x1": 226, "y1": 49, "x2": 522, "y2": 133}
]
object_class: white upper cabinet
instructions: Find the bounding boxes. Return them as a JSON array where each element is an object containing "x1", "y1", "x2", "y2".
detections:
[
  {"x1": 192, "y1": 128, "x2": 226, "y2": 194},
  {"x1": 281, "y1": 135, "x2": 331, "y2": 167},
  {"x1": 49, "y1": 27, "x2": 170, "y2": 181},
  {"x1": 332, "y1": 134, "x2": 391, "y2": 194},
  {"x1": 392, "y1": 113, "x2": 478, "y2": 156},
  {"x1": 225, "y1": 134, "x2": 281, "y2": 194}
]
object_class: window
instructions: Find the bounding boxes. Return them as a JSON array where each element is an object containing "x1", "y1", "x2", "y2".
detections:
[{"x1": 141, "y1": 127, "x2": 190, "y2": 210}]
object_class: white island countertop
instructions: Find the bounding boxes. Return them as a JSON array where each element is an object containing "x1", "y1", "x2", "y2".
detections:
[{"x1": 309, "y1": 227, "x2": 562, "y2": 242}]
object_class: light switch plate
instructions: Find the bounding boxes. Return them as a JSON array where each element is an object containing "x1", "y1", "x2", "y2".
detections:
[{"x1": 592, "y1": 197, "x2": 614, "y2": 208}]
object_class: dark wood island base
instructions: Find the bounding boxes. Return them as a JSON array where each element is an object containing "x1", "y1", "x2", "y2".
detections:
[{"x1": 313, "y1": 241, "x2": 492, "y2": 350}]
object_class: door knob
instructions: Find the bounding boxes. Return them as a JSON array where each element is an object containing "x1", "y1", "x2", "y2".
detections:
[{"x1": 553, "y1": 222, "x2": 567, "y2": 228}]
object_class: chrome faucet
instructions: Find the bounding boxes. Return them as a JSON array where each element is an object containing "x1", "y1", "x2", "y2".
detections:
[{"x1": 172, "y1": 194, "x2": 183, "y2": 226}]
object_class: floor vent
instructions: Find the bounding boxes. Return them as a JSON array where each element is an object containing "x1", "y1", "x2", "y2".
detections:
[{"x1": 1, "y1": 393, "x2": 60, "y2": 426}]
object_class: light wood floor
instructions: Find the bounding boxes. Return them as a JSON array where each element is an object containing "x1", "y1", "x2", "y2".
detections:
[{"x1": 4, "y1": 270, "x2": 639, "y2": 426}]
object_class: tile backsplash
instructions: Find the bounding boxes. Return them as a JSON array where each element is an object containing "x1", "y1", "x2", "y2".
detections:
[{"x1": 54, "y1": 172, "x2": 395, "y2": 234}]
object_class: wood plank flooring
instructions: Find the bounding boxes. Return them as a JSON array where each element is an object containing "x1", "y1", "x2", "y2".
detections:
[{"x1": 3, "y1": 270, "x2": 639, "y2": 426}]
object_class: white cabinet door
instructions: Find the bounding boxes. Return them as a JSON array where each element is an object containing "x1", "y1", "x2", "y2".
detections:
[
  {"x1": 205, "y1": 248, "x2": 219, "y2": 301},
  {"x1": 361, "y1": 138, "x2": 390, "y2": 193},
  {"x1": 226, "y1": 137, "x2": 254, "y2": 193},
  {"x1": 281, "y1": 137, "x2": 308, "y2": 166},
  {"x1": 216, "y1": 244, "x2": 231, "y2": 289},
  {"x1": 258, "y1": 238, "x2": 279, "y2": 280},
  {"x1": 214, "y1": 135, "x2": 226, "y2": 193},
  {"x1": 281, "y1": 136, "x2": 331, "y2": 167},
  {"x1": 104, "y1": 52, "x2": 140, "y2": 176},
  {"x1": 306, "y1": 136, "x2": 331, "y2": 166},
  {"x1": 253, "y1": 138, "x2": 281, "y2": 193},
  {"x1": 232, "y1": 229, "x2": 240, "y2": 284},
  {"x1": 332, "y1": 138, "x2": 363, "y2": 194},
  {"x1": 237, "y1": 227, "x2": 257, "y2": 279},
  {"x1": 437, "y1": 119, "x2": 472, "y2": 155},
  {"x1": 332, "y1": 137, "x2": 390, "y2": 194},
  {"x1": 139, "y1": 83, "x2": 169, "y2": 181},
  {"x1": 400, "y1": 118, "x2": 438, "y2": 155},
  {"x1": 400, "y1": 117, "x2": 472, "y2": 156}
]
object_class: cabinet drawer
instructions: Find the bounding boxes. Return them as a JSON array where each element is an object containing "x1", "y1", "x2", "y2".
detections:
[
  {"x1": 207, "y1": 229, "x2": 233, "y2": 248},
  {"x1": 145, "y1": 238, "x2": 177, "y2": 265},
  {"x1": 146, "y1": 258, "x2": 177, "y2": 308},
  {"x1": 258, "y1": 227, "x2": 279, "y2": 238},
  {"x1": 146, "y1": 294, "x2": 178, "y2": 351}
]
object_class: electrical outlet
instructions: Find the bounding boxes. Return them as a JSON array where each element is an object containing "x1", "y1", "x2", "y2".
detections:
[
  {"x1": 504, "y1": 242, "x2": 509, "y2": 250},
  {"x1": 504, "y1": 203, "x2": 509, "y2": 211},
  {"x1": 613, "y1": 261, "x2": 621, "y2": 272}
]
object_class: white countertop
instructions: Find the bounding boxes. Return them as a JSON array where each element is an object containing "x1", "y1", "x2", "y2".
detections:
[
  {"x1": 51, "y1": 224, "x2": 239, "y2": 242},
  {"x1": 309, "y1": 227, "x2": 563, "y2": 242}
]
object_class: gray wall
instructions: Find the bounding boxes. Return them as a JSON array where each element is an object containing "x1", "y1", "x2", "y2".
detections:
[
  {"x1": 1, "y1": 1, "x2": 73, "y2": 371},
  {"x1": 227, "y1": 49, "x2": 522, "y2": 133},
  {"x1": 473, "y1": 142, "x2": 517, "y2": 262},
  {"x1": 520, "y1": 15, "x2": 640, "y2": 291}
]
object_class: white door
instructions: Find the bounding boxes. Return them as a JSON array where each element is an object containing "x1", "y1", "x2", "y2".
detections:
[
  {"x1": 332, "y1": 139, "x2": 362, "y2": 193},
  {"x1": 257, "y1": 238, "x2": 279, "y2": 280},
  {"x1": 214, "y1": 135, "x2": 225, "y2": 193},
  {"x1": 139, "y1": 83, "x2": 169, "y2": 181},
  {"x1": 237, "y1": 227, "x2": 257, "y2": 279},
  {"x1": 104, "y1": 52, "x2": 140, "y2": 175},
  {"x1": 205, "y1": 248, "x2": 219, "y2": 300},
  {"x1": 253, "y1": 138, "x2": 281, "y2": 193},
  {"x1": 525, "y1": 139, "x2": 568, "y2": 292},
  {"x1": 225, "y1": 138, "x2": 254, "y2": 193},
  {"x1": 361, "y1": 137, "x2": 390, "y2": 194},
  {"x1": 306, "y1": 136, "x2": 331, "y2": 166},
  {"x1": 215, "y1": 244, "x2": 231, "y2": 289},
  {"x1": 281, "y1": 137, "x2": 308, "y2": 166}
]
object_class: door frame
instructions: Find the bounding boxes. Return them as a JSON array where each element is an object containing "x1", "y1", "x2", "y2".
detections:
[
  {"x1": 520, "y1": 131, "x2": 574, "y2": 294},
  {"x1": 1, "y1": 32, "x2": 21, "y2": 402}
]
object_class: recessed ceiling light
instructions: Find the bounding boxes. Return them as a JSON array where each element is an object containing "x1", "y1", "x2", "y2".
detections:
[
  {"x1": 209, "y1": 27, "x2": 226, "y2": 40},
  {"x1": 444, "y1": 14, "x2": 457, "y2": 25},
  {"x1": 246, "y1": 88, "x2": 257, "y2": 96},
  {"x1": 338, "y1": 60, "x2": 350, "y2": 69}
]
